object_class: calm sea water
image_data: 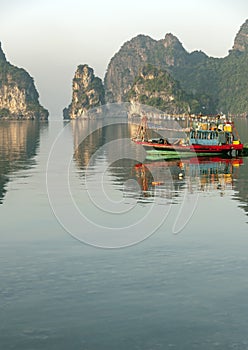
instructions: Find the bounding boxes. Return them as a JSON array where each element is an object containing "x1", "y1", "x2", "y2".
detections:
[{"x1": 1, "y1": 117, "x2": 248, "y2": 349}]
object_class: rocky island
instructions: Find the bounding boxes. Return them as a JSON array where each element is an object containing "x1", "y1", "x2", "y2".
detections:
[
  {"x1": 0, "y1": 42, "x2": 48, "y2": 120},
  {"x1": 65, "y1": 19, "x2": 248, "y2": 119},
  {"x1": 63, "y1": 64, "x2": 105, "y2": 119}
]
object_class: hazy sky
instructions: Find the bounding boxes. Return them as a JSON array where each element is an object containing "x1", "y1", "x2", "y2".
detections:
[{"x1": 0, "y1": 0, "x2": 247, "y2": 117}]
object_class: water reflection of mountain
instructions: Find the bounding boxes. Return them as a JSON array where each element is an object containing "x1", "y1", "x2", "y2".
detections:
[
  {"x1": 0, "y1": 121, "x2": 45, "y2": 204},
  {"x1": 72, "y1": 120, "x2": 134, "y2": 169}
]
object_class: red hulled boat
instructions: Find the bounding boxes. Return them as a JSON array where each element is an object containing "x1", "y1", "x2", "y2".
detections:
[{"x1": 132, "y1": 115, "x2": 243, "y2": 156}]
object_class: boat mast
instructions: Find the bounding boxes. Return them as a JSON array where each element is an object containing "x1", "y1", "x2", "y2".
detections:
[{"x1": 136, "y1": 114, "x2": 149, "y2": 140}]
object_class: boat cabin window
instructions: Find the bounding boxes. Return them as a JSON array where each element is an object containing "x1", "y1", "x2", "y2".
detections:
[{"x1": 190, "y1": 130, "x2": 218, "y2": 140}]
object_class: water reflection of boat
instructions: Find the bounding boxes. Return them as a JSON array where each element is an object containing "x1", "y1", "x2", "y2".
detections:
[
  {"x1": 232, "y1": 157, "x2": 248, "y2": 217},
  {"x1": 131, "y1": 156, "x2": 243, "y2": 199}
]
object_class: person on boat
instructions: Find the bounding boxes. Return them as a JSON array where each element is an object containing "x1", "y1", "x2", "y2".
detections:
[
  {"x1": 140, "y1": 126, "x2": 145, "y2": 141},
  {"x1": 173, "y1": 138, "x2": 185, "y2": 146},
  {"x1": 161, "y1": 138, "x2": 170, "y2": 145}
]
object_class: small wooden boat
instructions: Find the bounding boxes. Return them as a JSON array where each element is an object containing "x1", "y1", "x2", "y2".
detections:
[{"x1": 132, "y1": 115, "x2": 244, "y2": 157}]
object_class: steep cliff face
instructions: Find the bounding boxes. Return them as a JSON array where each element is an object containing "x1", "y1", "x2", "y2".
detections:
[
  {"x1": 64, "y1": 64, "x2": 105, "y2": 119},
  {"x1": 127, "y1": 65, "x2": 200, "y2": 114},
  {"x1": 104, "y1": 35, "x2": 159, "y2": 103},
  {"x1": 105, "y1": 18, "x2": 248, "y2": 115},
  {"x1": 0, "y1": 43, "x2": 6, "y2": 62},
  {"x1": 211, "y1": 19, "x2": 248, "y2": 115},
  {"x1": 104, "y1": 34, "x2": 190, "y2": 103},
  {"x1": 66, "y1": 18, "x2": 248, "y2": 117},
  {"x1": 159, "y1": 33, "x2": 189, "y2": 66},
  {"x1": 232, "y1": 19, "x2": 248, "y2": 52},
  {"x1": 0, "y1": 43, "x2": 48, "y2": 120}
]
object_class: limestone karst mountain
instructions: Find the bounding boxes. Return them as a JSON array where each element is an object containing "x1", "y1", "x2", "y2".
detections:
[
  {"x1": 65, "y1": 19, "x2": 248, "y2": 118},
  {"x1": 0, "y1": 42, "x2": 48, "y2": 120},
  {"x1": 232, "y1": 19, "x2": 248, "y2": 52},
  {"x1": 63, "y1": 64, "x2": 105, "y2": 119}
]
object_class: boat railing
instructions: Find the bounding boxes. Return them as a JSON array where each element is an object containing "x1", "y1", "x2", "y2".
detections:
[{"x1": 189, "y1": 129, "x2": 237, "y2": 146}]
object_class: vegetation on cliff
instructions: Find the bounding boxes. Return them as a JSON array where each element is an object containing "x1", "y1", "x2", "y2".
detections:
[
  {"x1": 104, "y1": 33, "x2": 190, "y2": 104},
  {"x1": 0, "y1": 43, "x2": 48, "y2": 120},
  {"x1": 232, "y1": 19, "x2": 248, "y2": 52},
  {"x1": 64, "y1": 19, "x2": 248, "y2": 118},
  {"x1": 104, "y1": 33, "x2": 208, "y2": 105},
  {"x1": 63, "y1": 64, "x2": 105, "y2": 119},
  {"x1": 104, "y1": 19, "x2": 248, "y2": 116},
  {"x1": 126, "y1": 64, "x2": 203, "y2": 114}
]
